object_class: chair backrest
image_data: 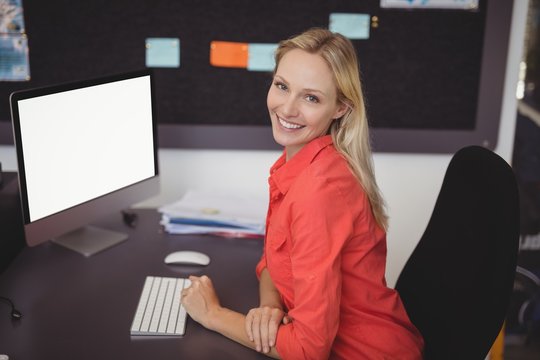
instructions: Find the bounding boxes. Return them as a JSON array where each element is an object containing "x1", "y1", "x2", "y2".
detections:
[{"x1": 395, "y1": 146, "x2": 520, "y2": 359}]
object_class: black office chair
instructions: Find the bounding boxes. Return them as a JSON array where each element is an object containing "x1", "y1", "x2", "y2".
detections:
[{"x1": 395, "y1": 145, "x2": 520, "y2": 359}]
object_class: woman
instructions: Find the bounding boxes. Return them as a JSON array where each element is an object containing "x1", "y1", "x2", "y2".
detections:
[{"x1": 181, "y1": 28, "x2": 424, "y2": 359}]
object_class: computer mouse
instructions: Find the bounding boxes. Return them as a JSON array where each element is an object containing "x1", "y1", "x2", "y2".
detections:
[{"x1": 164, "y1": 251, "x2": 210, "y2": 266}]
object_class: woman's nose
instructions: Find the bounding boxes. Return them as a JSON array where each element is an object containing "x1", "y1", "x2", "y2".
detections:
[{"x1": 281, "y1": 96, "x2": 299, "y2": 118}]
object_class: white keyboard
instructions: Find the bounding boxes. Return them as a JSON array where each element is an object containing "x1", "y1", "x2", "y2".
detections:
[{"x1": 130, "y1": 276, "x2": 191, "y2": 336}]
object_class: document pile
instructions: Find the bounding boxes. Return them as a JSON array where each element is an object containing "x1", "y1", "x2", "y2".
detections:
[{"x1": 158, "y1": 190, "x2": 266, "y2": 238}]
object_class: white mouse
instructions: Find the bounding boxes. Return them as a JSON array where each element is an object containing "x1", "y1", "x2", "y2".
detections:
[{"x1": 164, "y1": 251, "x2": 210, "y2": 266}]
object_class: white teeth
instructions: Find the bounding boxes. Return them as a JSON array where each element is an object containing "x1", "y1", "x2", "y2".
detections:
[{"x1": 278, "y1": 117, "x2": 304, "y2": 129}]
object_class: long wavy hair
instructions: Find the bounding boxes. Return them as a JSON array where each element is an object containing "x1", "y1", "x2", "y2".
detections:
[{"x1": 274, "y1": 28, "x2": 388, "y2": 230}]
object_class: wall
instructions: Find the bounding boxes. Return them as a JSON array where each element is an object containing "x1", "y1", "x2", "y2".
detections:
[{"x1": 0, "y1": 0, "x2": 528, "y2": 287}]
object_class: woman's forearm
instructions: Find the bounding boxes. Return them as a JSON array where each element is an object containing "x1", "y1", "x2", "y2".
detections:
[
  {"x1": 181, "y1": 275, "x2": 281, "y2": 358},
  {"x1": 259, "y1": 268, "x2": 283, "y2": 309}
]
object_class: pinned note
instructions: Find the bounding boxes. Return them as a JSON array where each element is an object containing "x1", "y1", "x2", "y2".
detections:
[
  {"x1": 145, "y1": 38, "x2": 180, "y2": 68},
  {"x1": 329, "y1": 13, "x2": 371, "y2": 40},
  {"x1": 247, "y1": 43, "x2": 278, "y2": 72},
  {"x1": 0, "y1": 35, "x2": 30, "y2": 81},
  {"x1": 210, "y1": 41, "x2": 249, "y2": 68},
  {"x1": 380, "y1": 0, "x2": 479, "y2": 10},
  {"x1": 0, "y1": 0, "x2": 30, "y2": 81}
]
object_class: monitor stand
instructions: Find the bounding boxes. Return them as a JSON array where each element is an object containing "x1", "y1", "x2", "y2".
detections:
[{"x1": 52, "y1": 225, "x2": 128, "y2": 257}]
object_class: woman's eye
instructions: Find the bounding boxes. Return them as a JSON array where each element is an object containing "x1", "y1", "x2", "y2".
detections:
[
  {"x1": 306, "y1": 95, "x2": 319, "y2": 103},
  {"x1": 275, "y1": 82, "x2": 287, "y2": 91}
]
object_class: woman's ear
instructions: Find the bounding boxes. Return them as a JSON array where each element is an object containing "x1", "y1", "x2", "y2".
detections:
[{"x1": 334, "y1": 101, "x2": 351, "y2": 120}]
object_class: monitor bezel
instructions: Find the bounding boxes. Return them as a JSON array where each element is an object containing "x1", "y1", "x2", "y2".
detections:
[{"x1": 9, "y1": 69, "x2": 160, "y2": 247}]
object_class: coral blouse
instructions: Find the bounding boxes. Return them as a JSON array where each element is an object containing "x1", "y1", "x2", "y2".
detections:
[{"x1": 256, "y1": 135, "x2": 424, "y2": 359}]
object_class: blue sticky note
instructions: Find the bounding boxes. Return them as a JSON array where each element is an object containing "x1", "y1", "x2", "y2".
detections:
[
  {"x1": 247, "y1": 43, "x2": 278, "y2": 72},
  {"x1": 145, "y1": 38, "x2": 180, "y2": 68},
  {"x1": 329, "y1": 13, "x2": 370, "y2": 40}
]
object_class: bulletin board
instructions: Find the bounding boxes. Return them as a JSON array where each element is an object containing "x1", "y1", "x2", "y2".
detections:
[{"x1": 0, "y1": 0, "x2": 514, "y2": 153}]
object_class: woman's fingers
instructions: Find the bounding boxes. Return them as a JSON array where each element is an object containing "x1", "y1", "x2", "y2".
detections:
[
  {"x1": 251, "y1": 309, "x2": 262, "y2": 351},
  {"x1": 268, "y1": 309, "x2": 283, "y2": 347},
  {"x1": 260, "y1": 308, "x2": 271, "y2": 352},
  {"x1": 245, "y1": 306, "x2": 289, "y2": 353},
  {"x1": 245, "y1": 309, "x2": 257, "y2": 342}
]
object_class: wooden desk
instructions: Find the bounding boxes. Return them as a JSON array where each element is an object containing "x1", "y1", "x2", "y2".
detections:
[{"x1": 0, "y1": 209, "x2": 266, "y2": 360}]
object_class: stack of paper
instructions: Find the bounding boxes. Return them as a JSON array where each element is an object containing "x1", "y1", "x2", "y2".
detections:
[{"x1": 158, "y1": 190, "x2": 266, "y2": 238}]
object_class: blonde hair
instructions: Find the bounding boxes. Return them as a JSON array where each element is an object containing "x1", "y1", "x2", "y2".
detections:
[{"x1": 274, "y1": 28, "x2": 388, "y2": 230}]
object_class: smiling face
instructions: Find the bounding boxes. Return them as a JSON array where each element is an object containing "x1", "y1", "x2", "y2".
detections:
[{"x1": 267, "y1": 49, "x2": 348, "y2": 160}]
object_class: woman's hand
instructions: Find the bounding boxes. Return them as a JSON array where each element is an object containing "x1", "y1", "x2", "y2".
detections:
[
  {"x1": 181, "y1": 274, "x2": 282, "y2": 358},
  {"x1": 245, "y1": 306, "x2": 291, "y2": 353},
  {"x1": 181, "y1": 275, "x2": 222, "y2": 329}
]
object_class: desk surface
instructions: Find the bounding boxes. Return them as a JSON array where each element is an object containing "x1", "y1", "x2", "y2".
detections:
[{"x1": 0, "y1": 209, "x2": 267, "y2": 360}]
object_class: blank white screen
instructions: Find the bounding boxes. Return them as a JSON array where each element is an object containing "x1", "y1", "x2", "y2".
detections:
[{"x1": 17, "y1": 75, "x2": 155, "y2": 222}]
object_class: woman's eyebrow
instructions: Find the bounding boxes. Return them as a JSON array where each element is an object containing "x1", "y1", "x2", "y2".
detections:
[
  {"x1": 303, "y1": 87, "x2": 326, "y2": 96},
  {"x1": 274, "y1": 75, "x2": 327, "y2": 96},
  {"x1": 273, "y1": 75, "x2": 288, "y2": 83}
]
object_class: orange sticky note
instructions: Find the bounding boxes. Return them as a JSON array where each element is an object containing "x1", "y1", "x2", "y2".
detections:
[{"x1": 210, "y1": 41, "x2": 249, "y2": 68}]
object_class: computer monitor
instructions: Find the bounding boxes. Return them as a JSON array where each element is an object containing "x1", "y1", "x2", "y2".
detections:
[{"x1": 9, "y1": 69, "x2": 159, "y2": 256}]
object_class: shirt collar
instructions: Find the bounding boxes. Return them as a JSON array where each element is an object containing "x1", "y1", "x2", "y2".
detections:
[{"x1": 270, "y1": 135, "x2": 334, "y2": 195}]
